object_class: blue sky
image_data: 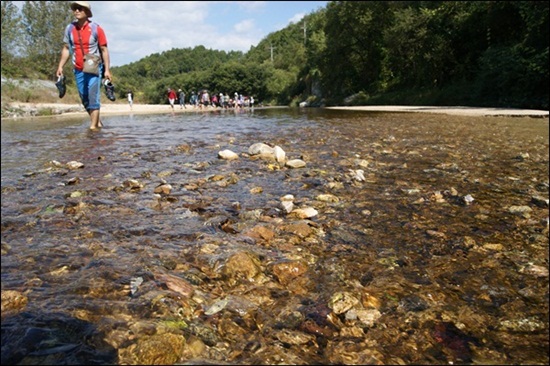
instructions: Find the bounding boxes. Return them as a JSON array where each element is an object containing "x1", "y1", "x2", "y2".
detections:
[{"x1": 52, "y1": 1, "x2": 328, "y2": 67}]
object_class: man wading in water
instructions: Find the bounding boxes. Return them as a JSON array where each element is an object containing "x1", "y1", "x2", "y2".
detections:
[{"x1": 56, "y1": 1, "x2": 113, "y2": 130}]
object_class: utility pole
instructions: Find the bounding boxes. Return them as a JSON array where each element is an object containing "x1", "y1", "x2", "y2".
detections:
[
  {"x1": 269, "y1": 43, "x2": 276, "y2": 62},
  {"x1": 302, "y1": 20, "x2": 306, "y2": 45}
]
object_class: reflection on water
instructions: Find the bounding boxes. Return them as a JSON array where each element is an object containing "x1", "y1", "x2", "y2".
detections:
[
  {"x1": 1, "y1": 108, "x2": 549, "y2": 365},
  {"x1": 1, "y1": 109, "x2": 314, "y2": 183}
]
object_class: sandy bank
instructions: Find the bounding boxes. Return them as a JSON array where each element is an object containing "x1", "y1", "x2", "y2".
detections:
[
  {"x1": 326, "y1": 105, "x2": 549, "y2": 117},
  {"x1": 2, "y1": 102, "x2": 210, "y2": 119}
]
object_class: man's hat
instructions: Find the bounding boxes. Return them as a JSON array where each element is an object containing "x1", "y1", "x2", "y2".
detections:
[{"x1": 70, "y1": 2, "x2": 93, "y2": 18}]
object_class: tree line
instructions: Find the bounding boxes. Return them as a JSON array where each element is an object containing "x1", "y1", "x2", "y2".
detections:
[{"x1": 2, "y1": 1, "x2": 548, "y2": 109}]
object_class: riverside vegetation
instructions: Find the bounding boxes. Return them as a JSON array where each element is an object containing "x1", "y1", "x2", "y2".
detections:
[{"x1": 1, "y1": 1, "x2": 548, "y2": 113}]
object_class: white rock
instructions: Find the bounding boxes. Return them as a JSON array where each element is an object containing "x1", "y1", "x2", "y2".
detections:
[
  {"x1": 316, "y1": 194, "x2": 340, "y2": 202},
  {"x1": 463, "y1": 194, "x2": 475, "y2": 205},
  {"x1": 218, "y1": 149, "x2": 239, "y2": 160},
  {"x1": 281, "y1": 194, "x2": 295, "y2": 202},
  {"x1": 286, "y1": 159, "x2": 306, "y2": 168},
  {"x1": 274, "y1": 145, "x2": 286, "y2": 163},
  {"x1": 66, "y1": 161, "x2": 84, "y2": 169},
  {"x1": 349, "y1": 169, "x2": 365, "y2": 181},
  {"x1": 290, "y1": 207, "x2": 318, "y2": 218},
  {"x1": 248, "y1": 143, "x2": 274, "y2": 155},
  {"x1": 281, "y1": 201, "x2": 294, "y2": 213}
]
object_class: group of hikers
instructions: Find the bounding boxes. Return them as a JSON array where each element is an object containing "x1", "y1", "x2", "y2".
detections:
[{"x1": 167, "y1": 88, "x2": 255, "y2": 110}]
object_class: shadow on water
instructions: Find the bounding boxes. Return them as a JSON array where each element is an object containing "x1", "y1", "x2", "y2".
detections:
[{"x1": 1, "y1": 311, "x2": 117, "y2": 365}]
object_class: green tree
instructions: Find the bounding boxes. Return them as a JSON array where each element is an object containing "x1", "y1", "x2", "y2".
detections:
[
  {"x1": 1, "y1": 1, "x2": 24, "y2": 75},
  {"x1": 320, "y1": 1, "x2": 392, "y2": 102},
  {"x1": 21, "y1": 1, "x2": 73, "y2": 79},
  {"x1": 472, "y1": 2, "x2": 549, "y2": 109},
  {"x1": 301, "y1": 10, "x2": 327, "y2": 99},
  {"x1": 383, "y1": 5, "x2": 454, "y2": 89}
]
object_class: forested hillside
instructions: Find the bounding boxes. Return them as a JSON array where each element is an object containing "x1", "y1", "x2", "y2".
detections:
[{"x1": 2, "y1": 1, "x2": 548, "y2": 109}]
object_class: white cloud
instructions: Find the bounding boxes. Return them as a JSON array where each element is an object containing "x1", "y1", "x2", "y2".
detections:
[
  {"x1": 234, "y1": 19, "x2": 256, "y2": 34},
  {"x1": 289, "y1": 13, "x2": 306, "y2": 25},
  {"x1": 13, "y1": 1, "x2": 328, "y2": 66}
]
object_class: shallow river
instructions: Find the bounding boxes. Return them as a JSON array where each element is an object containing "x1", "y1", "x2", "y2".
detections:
[{"x1": 1, "y1": 108, "x2": 549, "y2": 365}]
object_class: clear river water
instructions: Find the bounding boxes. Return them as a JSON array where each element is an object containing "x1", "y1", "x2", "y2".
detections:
[{"x1": 2, "y1": 108, "x2": 548, "y2": 365}]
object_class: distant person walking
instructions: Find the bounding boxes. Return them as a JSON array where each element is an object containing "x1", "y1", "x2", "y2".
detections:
[
  {"x1": 224, "y1": 93, "x2": 230, "y2": 109},
  {"x1": 200, "y1": 90, "x2": 210, "y2": 109},
  {"x1": 211, "y1": 93, "x2": 218, "y2": 108},
  {"x1": 178, "y1": 89, "x2": 186, "y2": 109},
  {"x1": 127, "y1": 90, "x2": 133, "y2": 109},
  {"x1": 167, "y1": 88, "x2": 177, "y2": 110},
  {"x1": 56, "y1": 1, "x2": 112, "y2": 130},
  {"x1": 190, "y1": 91, "x2": 198, "y2": 108}
]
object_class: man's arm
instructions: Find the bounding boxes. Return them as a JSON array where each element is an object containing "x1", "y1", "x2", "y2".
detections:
[
  {"x1": 56, "y1": 44, "x2": 70, "y2": 78},
  {"x1": 100, "y1": 45, "x2": 112, "y2": 81}
]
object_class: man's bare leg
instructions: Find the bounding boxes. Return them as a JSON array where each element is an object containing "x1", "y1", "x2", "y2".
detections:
[{"x1": 89, "y1": 109, "x2": 102, "y2": 129}]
